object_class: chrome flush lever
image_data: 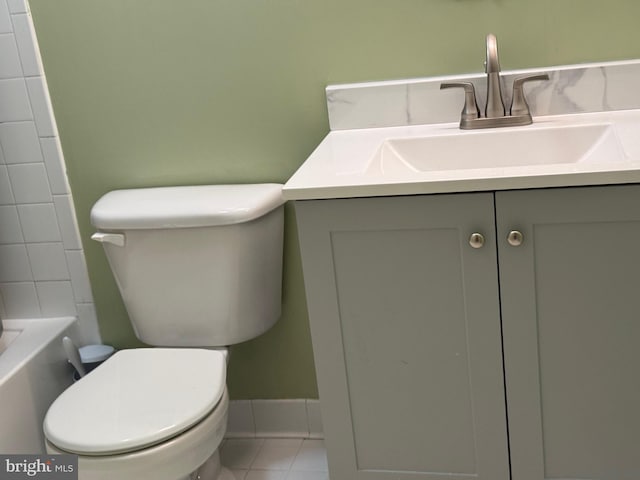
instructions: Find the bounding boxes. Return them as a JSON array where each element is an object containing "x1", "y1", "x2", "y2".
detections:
[{"x1": 92, "y1": 232, "x2": 125, "y2": 247}]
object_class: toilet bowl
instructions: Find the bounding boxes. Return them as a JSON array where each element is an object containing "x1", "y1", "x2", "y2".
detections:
[
  {"x1": 43, "y1": 184, "x2": 285, "y2": 480},
  {"x1": 44, "y1": 349, "x2": 233, "y2": 480}
]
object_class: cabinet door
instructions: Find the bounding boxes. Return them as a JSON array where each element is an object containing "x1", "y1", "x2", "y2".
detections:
[
  {"x1": 497, "y1": 185, "x2": 640, "y2": 480},
  {"x1": 295, "y1": 193, "x2": 509, "y2": 480}
]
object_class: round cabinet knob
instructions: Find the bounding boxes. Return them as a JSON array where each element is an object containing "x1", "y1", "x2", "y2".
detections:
[
  {"x1": 507, "y1": 230, "x2": 524, "y2": 247},
  {"x1": 469, "y1": 232, "x2": 485, "y2": 249}
]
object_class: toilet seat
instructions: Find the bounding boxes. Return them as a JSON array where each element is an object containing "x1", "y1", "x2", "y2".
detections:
[
  {"x1": 44, "y1": 348, "x2": 226, "y2": 455},
  {"x1": 46, "y1": 389, "x2": 229, "y2": 480}
]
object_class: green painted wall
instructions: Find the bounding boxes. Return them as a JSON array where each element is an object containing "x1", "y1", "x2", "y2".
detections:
[{"x1": 29, "y1": 0, "x2": 640, "y2": 399}]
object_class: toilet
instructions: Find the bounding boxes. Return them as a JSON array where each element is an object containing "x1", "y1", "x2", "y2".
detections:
[{"x1": 43, "y1": 184, "x2": 285, "y2": 480}]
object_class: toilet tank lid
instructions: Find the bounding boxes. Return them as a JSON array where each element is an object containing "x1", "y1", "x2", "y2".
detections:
[{"x1": 90, "y1": 184, "x2": 284, "y2": 229}]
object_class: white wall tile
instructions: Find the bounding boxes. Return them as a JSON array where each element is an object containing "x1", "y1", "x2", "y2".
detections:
[
  {"x1": 65, "y1": 250, "x2": 93, "y2": 303},
  {"x1": 0, "y1": 33, "x2": 23, "y2": 79},
  {"x1": 11, "y1": 14, "x2": 40, "y2": 77},
  {"x1": 0, "y1": 0, "x2": 12, "y2": 33},
  {"x1": 0, "y1": 205, "x2": 23, "y2": 243},
  {"x1": 253, "y1": 400, "x2": 309, "y2": 438},
  {"x1": 7, "y1": 163, "x2": 52, "y2": 203},
  {"x1": 17, "y1": 203, "x2": 61, "y2": 242},
  {"x1": 0, "y1": 282, "x2": 40, "y2": 318},
  {"x1": 36, "y1": 280, "x2": 76, "y2": 316},
  {"x1": 0, "y1": 165, "x2": 16, "y2": 204},
  {"x1": 52, "y1": 195, "x2": 81, "y2": 249},
  {"x1": 7, "y1": 0, "x2": 28, "y2": 14},
  {"x1": 0, "y1": 121, "x2": 43, "y2": 164},
  {"x1": 0, "y1": 78, "x2": 32, "y2": 122},
  {"x1": 25, "y1": 76, "x2": 56, "y2": 137},
  {"x1": 0, "y1": 0, "x2": 97, "y2": 338},
  {"x1": 0, "y1": 244, "x2": 32, "y2": 282},
  {"x1": 225, "y1": 399, "x2": 324, "y2": 440},
  {"x1": 75, "y1": 302, "x2": 101, "y2": 344},
  {"x1": 40, "y1": 137, "x2": 69, "y2": 194},
  {"x1": 27, "y1": 242, "x2": 69, "y2": 280}
]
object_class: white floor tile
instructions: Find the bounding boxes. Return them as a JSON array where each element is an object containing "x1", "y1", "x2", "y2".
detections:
[
  {"x1": 222, "y1": 439, "x2": 264, "y2": 470},
  {"x1": 245, "y1": 471, "x2": 287, "y2": 480},
  {"x1": 251, "y1": 439, "x2": 303, "y2": 471},
  {"x1": 290, "y1": 440, "x2": 328, "y2": 472},
  {"x1": 261, "y1": 439, "x2": 304, "y2": 449},
  {"x1": 223, "y1": 436, "x2": 328, "y2": 480},
  {"x1": 230, "y1": 470, "x2": 248, "y2": 480},
  {"x1": 285, "y1": 472, "x2": 329, "y2": 480}
]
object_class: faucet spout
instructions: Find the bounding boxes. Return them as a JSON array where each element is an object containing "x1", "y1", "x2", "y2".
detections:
[
  {"x1": 485, "y1": 33, "x2": 505, "y2": 118},
  {"x1": 485, "y1": 33, "x2": 500, "y2": 73}
]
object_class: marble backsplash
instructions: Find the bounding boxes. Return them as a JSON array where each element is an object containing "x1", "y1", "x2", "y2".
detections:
[{"x1": 327, "y1": 59, "x2": 640, "y2": 131}]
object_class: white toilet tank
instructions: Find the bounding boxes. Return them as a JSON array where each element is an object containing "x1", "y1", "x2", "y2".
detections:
[{"x1": 90, "y1": 184, "x2": 285, "y2": 347}]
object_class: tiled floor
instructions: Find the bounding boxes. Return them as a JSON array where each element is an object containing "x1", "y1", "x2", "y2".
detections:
[{"x1": 221, "y1": 438, "x2": 329, "y2": 480}]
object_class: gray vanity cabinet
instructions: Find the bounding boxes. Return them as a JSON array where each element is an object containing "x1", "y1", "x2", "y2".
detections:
[
  {"x1": 295, "y1": 193, "x2": 511, "y2": 480},
  {"x1": 496, "y1": 185, "x2": 640, "y2": 480},
  {"x1": 295, "y1": 184, "x2": 640, "y2": 480}
]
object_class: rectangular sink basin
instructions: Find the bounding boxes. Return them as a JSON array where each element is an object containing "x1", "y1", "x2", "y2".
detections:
[{"x1": 371, "y1": 123, "x2": 624, "y2": 174}]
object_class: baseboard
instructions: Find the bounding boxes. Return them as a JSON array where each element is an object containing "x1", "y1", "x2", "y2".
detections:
[{"x1": 225, "y1": 399, "x2": 323, "y2": 439}]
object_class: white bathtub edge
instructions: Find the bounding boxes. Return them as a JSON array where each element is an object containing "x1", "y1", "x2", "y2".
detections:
[{"x1": 0, "y1": 317, "x2": 78, "y2": 384}]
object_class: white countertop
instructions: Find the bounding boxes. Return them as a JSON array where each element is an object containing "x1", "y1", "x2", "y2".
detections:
[{"x1": 283, "y1": 110, "x2": 640, "y2": 201}]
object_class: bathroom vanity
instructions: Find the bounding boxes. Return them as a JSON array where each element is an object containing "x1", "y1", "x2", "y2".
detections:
[
  {"x1": 293, "y1": 185, "x2": 640, "y2": 480},
  {"x1": 284, "y1": 59, "x2": 640, "y2": 480}
]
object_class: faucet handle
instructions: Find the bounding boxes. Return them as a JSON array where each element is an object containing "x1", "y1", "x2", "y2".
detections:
[
  {"x1": 440, "y1": 82, "x2": 481, "y2": 122},
  {"x1": 510, "y1": 73, "x2": 550, "y2": 117}
]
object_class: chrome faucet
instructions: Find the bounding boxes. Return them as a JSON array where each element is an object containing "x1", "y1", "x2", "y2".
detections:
[{"x1": 441, "y1": 34, "x2": 549, "y2": 129}]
